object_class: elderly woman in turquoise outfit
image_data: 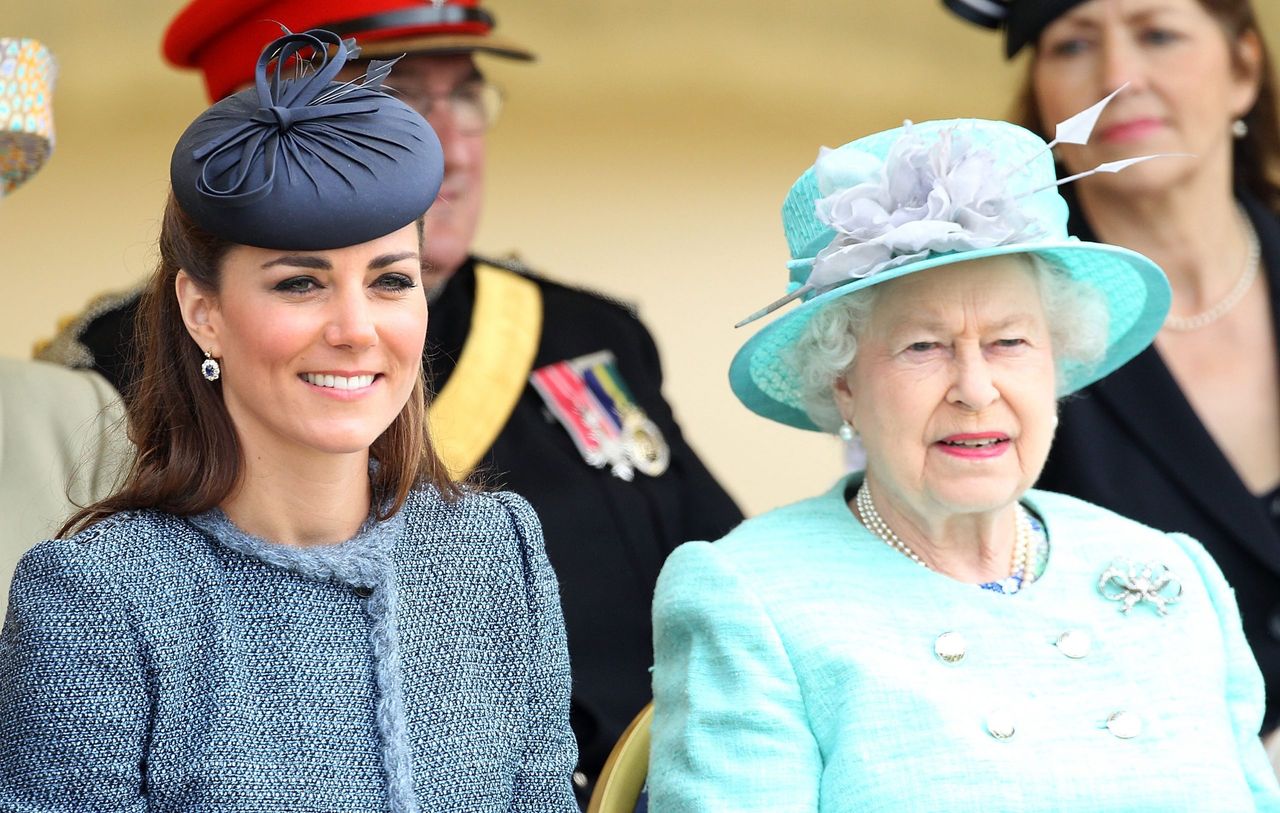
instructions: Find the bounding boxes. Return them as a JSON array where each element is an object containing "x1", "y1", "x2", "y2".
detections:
[{"x1": 648, "y1": 112, "x2": 1280, "y2": 811}]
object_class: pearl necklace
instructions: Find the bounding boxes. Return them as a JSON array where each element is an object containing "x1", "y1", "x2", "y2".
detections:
[
  {"x1": 1163, "y1": 204, "x2": 1261, "y2": 332},
  {"x1": 855, "y1": 482, "x2": 1035, "y2": 586}
]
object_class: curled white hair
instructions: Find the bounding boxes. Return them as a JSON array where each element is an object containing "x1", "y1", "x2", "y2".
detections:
[
  {"x1": 787, "y1": 255, "x2": 1111, "y2": 434},
  {"x1": 785, "y1": 287, "x2": 879, "y2": 434}
]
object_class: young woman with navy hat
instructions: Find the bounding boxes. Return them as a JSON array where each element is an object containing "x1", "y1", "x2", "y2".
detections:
[
  {"x1": 947, "y1": 0, "x2": 1280, "y2": 747},
  {"x1": 0, "y1": 30, "x2": 577, "y2": 811},
  {"x1": 35, "y1": 5, "x2": 744, "y2": 801}
]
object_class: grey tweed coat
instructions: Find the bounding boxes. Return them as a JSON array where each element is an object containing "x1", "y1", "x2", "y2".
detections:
[{"x1": 0, "y1": 487, "x2": 578, "y2": 812}]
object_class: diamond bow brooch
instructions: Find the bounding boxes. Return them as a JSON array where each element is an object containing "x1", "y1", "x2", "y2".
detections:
[{"x1": 1097, "y1": 559, "x2": 1182, "y2": 616}]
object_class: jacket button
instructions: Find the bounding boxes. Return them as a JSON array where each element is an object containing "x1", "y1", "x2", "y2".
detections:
[
  {"x1": 985, "y1": 709, "x2": 1016, "y2": 740},
  {"x1": 1055, "y1": 630, "x2": 1091, "y2": 659},
  {"x1": 933, "y1": 631, "x2": 967, "y2": 664},
  {"x1": 1268, "y1": 609, "x2": 1280, "y2": 641},
  {"x1": 1106, "y1": 711, "x2": 1142, "y2": 739},
  {"x1": 1270, "y1": 494, "x2": 1280, "y2": 519},
  {"x1": 354, "y1": 585, "x2": 374, "y2": 599}
]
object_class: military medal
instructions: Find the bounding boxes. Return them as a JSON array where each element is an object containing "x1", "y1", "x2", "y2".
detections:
[
  {"x1": 530, "y1": 360, "x2": 622, "y2": 475},
  {"x1": 530, "y1": 351, "x2": 670, "y2": 479},
  {"x1": 618, "y1": 407, "x2": 669, "y2": 477},
  {"x1": 577, "y1": 352, "x2": 670, "y2": 478}
]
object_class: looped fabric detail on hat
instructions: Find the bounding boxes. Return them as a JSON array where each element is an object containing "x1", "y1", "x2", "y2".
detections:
[
  {"x1": 262, "y1": 105, "x2": 297, "y2": 131},
  {"x1": 190, "y1": 29, "x2": 389, "y2": 207},
  {"x1": 170, "y1": 27, "x2": 443, "y2": 250}
]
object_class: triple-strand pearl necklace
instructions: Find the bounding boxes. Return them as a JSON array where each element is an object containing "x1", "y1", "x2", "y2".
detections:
[{"x1": 854, "y1": 481, "x2": 1035, "y2": 587}]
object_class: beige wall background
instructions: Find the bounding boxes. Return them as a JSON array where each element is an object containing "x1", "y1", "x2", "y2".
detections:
[{"x1": 4, "y1": 1, "x2": 1279, "y2": 516}]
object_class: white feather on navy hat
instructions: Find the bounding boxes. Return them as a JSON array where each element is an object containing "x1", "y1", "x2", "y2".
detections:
[{"x1": 170, "y1": 28, "x2": 444, "y2": 250}]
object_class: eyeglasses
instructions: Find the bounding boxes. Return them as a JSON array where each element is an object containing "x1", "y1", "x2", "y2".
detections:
[{"x1": 389, "y1": 79, "x2": 504, "y2": 135}]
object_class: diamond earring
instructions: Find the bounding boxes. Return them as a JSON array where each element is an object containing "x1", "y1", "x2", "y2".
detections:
[
  {"x1": 201, "y1": 350, "x2": 221, "y2": 382},
  {"x1": 1233, "y1": 118, "x2": 1249, "y2": 139}
]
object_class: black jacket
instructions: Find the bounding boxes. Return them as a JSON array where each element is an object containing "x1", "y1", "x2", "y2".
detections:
[
  {"x1": 428, "y1": 259, "x2": 741, "y2": 800},
  {"x1": 1037, "y1": 193, "x2": 1280, "y2": 730},
  {"x1": 49, "y1": 256, "x2": 743, "y2": 805}
]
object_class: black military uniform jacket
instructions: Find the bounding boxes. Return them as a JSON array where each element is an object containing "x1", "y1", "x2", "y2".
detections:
[
  {"x1": 1037, "y1": 192, "x2": 1280, "y2": 731},
  {"x1": 39, "y1": 256, "x2": 743, "y2": 806}
]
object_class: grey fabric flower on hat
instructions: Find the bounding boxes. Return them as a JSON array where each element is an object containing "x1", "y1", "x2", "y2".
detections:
[{"x1": 807, "y1": 124, "x2": 1055, "y2": 290}]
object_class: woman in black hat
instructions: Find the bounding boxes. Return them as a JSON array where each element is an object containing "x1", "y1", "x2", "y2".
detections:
[
  {"x1": 0, "y1": 30, "x2": 577, "y2": 812},
  {"x1": 948, "y1": 0, "x2": 1280, "y2": 751}
]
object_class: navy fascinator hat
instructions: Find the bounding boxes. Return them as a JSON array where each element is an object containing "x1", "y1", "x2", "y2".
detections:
[{"x1": 170, "y1": 28, "x2": 444, "y2": 250}]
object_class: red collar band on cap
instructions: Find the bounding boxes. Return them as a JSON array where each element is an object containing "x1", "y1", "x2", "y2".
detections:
[{"x1": 319, "y1": 5, "x2": 494, "y2": 40}]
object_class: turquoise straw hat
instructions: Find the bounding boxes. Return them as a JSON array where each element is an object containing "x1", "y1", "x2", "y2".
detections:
[{"x1": 729, "y1": 118, "x2": 1172, "y2": 432}]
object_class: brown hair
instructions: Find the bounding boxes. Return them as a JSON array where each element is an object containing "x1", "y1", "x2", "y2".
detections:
[
  {"x1": 1011, "y1": 0, "x2": 1280, "y2": 211},
  {"x1": 60, "y1": 195, "x2": 457, "y2": 536}
]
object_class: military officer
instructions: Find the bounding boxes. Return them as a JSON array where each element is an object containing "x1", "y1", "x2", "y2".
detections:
[{"x1": 35, "y1": 1, "x2": 743, "y2": 804}]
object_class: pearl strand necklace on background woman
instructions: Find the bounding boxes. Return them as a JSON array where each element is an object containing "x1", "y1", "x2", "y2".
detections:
[
  {"x1": 1162, "y1": 203, "x2": 1261, "y2": 332},
  {"x1": 855, "y1": 481, "x2": 1036, "y2": 592}
]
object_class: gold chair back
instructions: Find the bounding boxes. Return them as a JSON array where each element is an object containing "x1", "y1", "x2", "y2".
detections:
[{"x1": 587, "y1": 702, "x2": 653, "y2": 813}]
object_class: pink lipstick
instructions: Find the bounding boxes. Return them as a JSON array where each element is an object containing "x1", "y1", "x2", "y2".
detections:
[{"x1": 935, "y1": 432, "x2": 1010, "y2": 459}]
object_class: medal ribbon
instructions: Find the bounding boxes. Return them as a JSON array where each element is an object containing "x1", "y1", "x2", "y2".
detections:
[
  {"x1": 531, "y1": 363, "x2": 601, "y2": 454},
  {"x1": 581, "y1": 358, "x2": 639, "y2": 428},
  {"x1": 530, "y1": 361, "x2": 622, "y2": 467},
  {"x1": 531, "y1": 351, "x2": 668, "y2": 480}
]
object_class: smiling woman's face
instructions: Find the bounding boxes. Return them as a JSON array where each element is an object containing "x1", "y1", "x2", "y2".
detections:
[
  {"x1": 177, "y1": 222, "x2": 427, "y2": 463},
  {"x1": 833, "y1": 255, "x2": 1059, "y2": 520}
]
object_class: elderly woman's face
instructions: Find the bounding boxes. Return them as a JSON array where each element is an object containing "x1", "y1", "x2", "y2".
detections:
[
  {"x1": 834, "y1": 256, "x2": 1058, "y2": 517},
  {"x1": 1032, "y1": 0, "x2": 1259, "y2": 193}
]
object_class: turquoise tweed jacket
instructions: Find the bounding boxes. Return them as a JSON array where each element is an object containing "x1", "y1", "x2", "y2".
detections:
[
  {"x1": 650, "y1": 474, "x2": 1280, "y2": 812},
  {"x1": 0, "y1": 487, "x2": 577, "y2": 812}
]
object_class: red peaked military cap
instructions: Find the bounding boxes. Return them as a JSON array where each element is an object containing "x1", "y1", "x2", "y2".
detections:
[{"x1": 164, "y1": 0, "x2": 535, "y2": 102}]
